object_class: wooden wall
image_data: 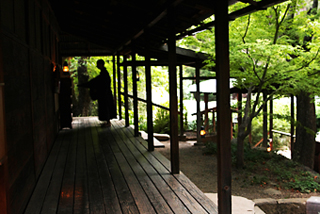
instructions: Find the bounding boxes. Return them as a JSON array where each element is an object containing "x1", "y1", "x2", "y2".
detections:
[{"x1": 0, "y1": 0, "x2": 60, "y2": 213}]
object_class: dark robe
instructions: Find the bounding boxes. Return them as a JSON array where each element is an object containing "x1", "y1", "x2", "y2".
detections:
[{"x1": 78, "y1": 68, "x2": 117, "y2": 121}]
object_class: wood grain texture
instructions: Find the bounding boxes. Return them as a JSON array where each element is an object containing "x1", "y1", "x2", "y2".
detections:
[{"x1": 25, "y1": 117, "x2": 217, "y2": 214}]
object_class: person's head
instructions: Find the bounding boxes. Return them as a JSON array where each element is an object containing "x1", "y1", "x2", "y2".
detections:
[{"x1": 97, "y1": 59, "x2": 105, "y2": 69}]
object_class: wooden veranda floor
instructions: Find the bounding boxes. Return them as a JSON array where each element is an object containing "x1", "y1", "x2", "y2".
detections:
[{"x1": 24, "y1": 117, "x2": 218, "y2": 214}]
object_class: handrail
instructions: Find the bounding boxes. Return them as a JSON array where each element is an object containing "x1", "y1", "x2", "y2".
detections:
[
  {"x1": 191, "y1": 107, "x2": 238, "y2": 116},
  {"x1": 272, "y1": 129, "x2": 295, "y2": 138},
  {"x1": 121, "y1": 92, "x2": 181, "y2": 114},
  {"x1": 253, "y1": 130, "x2": 296, "y2": 149}
]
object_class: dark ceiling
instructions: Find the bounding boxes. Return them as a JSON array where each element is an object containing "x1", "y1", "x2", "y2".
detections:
[{"x1": 48, "y1": 0, "x2": 288, "y2": 63}]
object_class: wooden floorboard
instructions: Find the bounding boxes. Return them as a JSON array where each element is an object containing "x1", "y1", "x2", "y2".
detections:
[
  {"x1": 41, "y1": 129, "x2": 72, "y2": 214},
  {"x1": 113, "y1": 121, "x2": 210, "y2": 214},
  {"x1": 85, "y1": 120, "x2": 107, "y2": 214},
  {"x1": 118, "y1": 121, "x2": 218, "y2": 214},
  {"x1": 58, "y1": 120, "x2": 78, "y2": 214},
  {"x1": 90, "y1": 121, "x2": 122, "y2": 214},
  {"x1": 112, "y1": 122, "x2": 190, "y2": 213},
  {"x1": 73, "y1": 119, "x2": 89, "y2": 214},
  {"x1": 96, "y1": 121, "x2": 140, "y2": 214},
  {"x1": 24, "y1": 130, "x2": 65, "y2": 214},
  {"x1": 24, "y1": 117, "x2": 217, "y2": 214},
  {"x1": 105, "y1": 122, "x2": 174, "y2": 214}
]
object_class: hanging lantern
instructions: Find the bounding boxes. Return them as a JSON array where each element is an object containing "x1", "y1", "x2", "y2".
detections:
[
  {"x1": 267, "y1": 145, "x2": 271, "y2": 152},
  {"x1": 200, "y1": 126, "x2": 206, "y2": 138},
  {"x1": 63, "y1": 61, "x2": 69, "y2": 72},
  {"x1": 52, "y1": 63, "x2": 56, "y2": 72},
  {"x1": 267, "y1": 140, "x2": 271, "y2": 152},
  {"x1": 136, "y1": 70, "x2": 140, "y2": 81},
  {"x1": 267, "y1": 139, "x2": 273, "y2": 152}
]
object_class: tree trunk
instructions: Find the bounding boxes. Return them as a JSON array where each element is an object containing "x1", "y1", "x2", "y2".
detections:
[
  {"x1": 236, "y1": 92, "x2": 252, "y2": 168},
  {"x1": 263, "y1": 91, "x2": 268, "y2": 147},
  {"x1": 293, "y1": 91, "x2": 316, "y2": 169},
  {"x1": 236, "y1": 131, "x2": 245, "y2": 168},
  {"x1": 77, "y1": 59, "x2": 91, "y2": 116},
  {"x1": 292, "y1": 0, "x2": 318, "y2": 169},
  {"x1": 313, "y1": 0, "x2": 318, "y2": 11}
]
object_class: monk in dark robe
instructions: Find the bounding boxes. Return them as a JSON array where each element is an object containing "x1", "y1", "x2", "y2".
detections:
[{"x1": 78, "y1": 59, "x2": 117, "y2": 127}]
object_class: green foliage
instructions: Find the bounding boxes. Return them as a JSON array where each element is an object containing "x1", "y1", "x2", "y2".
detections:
[
  {"x1": 202, "y1": 141, "x2": 218, "y2": 155},
  {"x1": 153, "y1": 107, "x2": 171, "y2": 134},
  {"x1": 179, "y1": 1, "x2": 320, "y2": 157},
  {"x1": 139, "y1": 115, "x2": 148, "y2": 131},
  {"x1": 227, "y1": 3, "x2": 320, "y2": 97},
  {"x1": 203, "y1": 142, "x2": 320, "y2": 192},
  {"x1": 239, "y1": 96, "x2": 292, "y2": 149},
  {"x1": 69, "y1": 55, "x2": 171, "y2": 118},
  {"x1": 152, "y1": 102, "x2": 187, "y2": 134},
  {"x1": 69, "y1": 56, "x2": 115, "y2": 116},
  {"x1": 187, "y1": 120, "x2": 197, "y2": 131}
]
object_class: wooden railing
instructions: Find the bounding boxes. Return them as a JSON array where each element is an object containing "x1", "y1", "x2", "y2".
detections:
[{"x1": 123, "y1": 92, "x2": 181, "y2": 114}]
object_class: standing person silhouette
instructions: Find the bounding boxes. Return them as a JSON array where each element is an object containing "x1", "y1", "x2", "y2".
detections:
[{"x1": 78, "y1": 59, "x2": 117, "y2": 127}]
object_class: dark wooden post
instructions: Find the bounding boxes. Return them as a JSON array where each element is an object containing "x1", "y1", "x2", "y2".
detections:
[
  {"x1": 196, "y1": 62, "x2": 201, "y2": 144},
  {"x1": 230, "y1": 112, "x2": 233, "y2": 140},
  {"x1": 237, "y1": 93, "x2": 242, "y2": 135},
  {"x1": 0, "y1": 28, "x2": 8, "y2": 214},
  {"x1": 204, "y1": 93, "x2": 209, "y2": 131},
  {"x1": 215, "y1": 1, "x2": 232, "y2": 213},
  {"x1": 123, "y1": 56, "x2": 129, "y2": 127},
  {"x1": 263, "y1": 91, "x2": 268, "y2": 147},
  {"x1": 145, "y1": 33, "x2": 154, "y2": 151},
  {"x1": 269, "y1": 96, "x2": 273, "y2": 141},
  {"x1": 117, "y1": 54, "x2": 122, "y2": 120},
  {"x1": 168, "y1": 6, "x2": 179, "y2": 174},
  {"x1": 213, "y1": 109, "x2": 216, "y2": 132},
  {"x1": 291, "y1": 95, "x2": 295, "y2": 158},
  {"x1": 179, "y1": 65, "x2": 184, "y2": 138},
  {"x1": 113, "y1": 55, "x2": 117, "y2": 113},
  {"x1": 132, "y1": 51, "x2": 139, "y2": 137}
]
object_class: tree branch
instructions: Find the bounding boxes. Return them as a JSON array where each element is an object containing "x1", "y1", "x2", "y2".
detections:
[
  {"x1": 241, "y1": 14, "x2": 262, "y2": 82},
  {"x1": 279, "y1": 4, "x2": 291, "y2": 26},
  {"x1": 283, "y1": 48, "x2": 320, "y2": 73},
  {"x1": 242, "y1": 14, "x2": 251, "y2": 44},
  {"x1": 255, "y1": 5, "x2": 290, "y2": 96}
]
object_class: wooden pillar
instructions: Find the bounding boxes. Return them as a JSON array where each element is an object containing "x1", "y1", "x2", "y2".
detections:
[
  {"x1": 230, "y1": 112, "x2": 233, "y2": 140},
  {"x1": 123, "y1": 56, "x2": 129, "y2": 127},
  {"x1": 0, "y1": 161, "x2": 7, "y2": 214},
  {"x1": 269, "y1": 96, "x2": 273, "y2": 140},
  {"x1": 204, "y1": 93, "x2": 209, "y2": 131},
  {"x1": 213, "y1": 109, "x2": 216, "y2": 132},
  {"x1": 263, "y1": 91, "x2": 268, "y2": 147},
  {"x1": 196, "y1": 63, "x2": 201, "y2": 145},
  {"x1": 291, "y1": 95, "x2": 295, "y2": 158},
  {"x1": 237, "y1": 93, "x2": 243, "y2": 163},
  {"x1": 117, "y1": 54, "x2": 122, "y2": 120},
  {"x1": 179, "y1": 65, "x2": 184, "y2": 137},
  {"x1": 215, "y1": 1, "x2": 232, "y2": 213},
  {"x1": 168, "y1": 6, "x2": 179, "y2": 174},
  {"x1": 112, "y1": 55, "x2": 117, "y2": 113},
  {"x1": 132, "y1": 51, "x2": 139, "y2": 137},
  {"x1": 145, "y1": 36, "x2": 154, "y2": 151},
  {"x1": 237, "y1": 93, "x2": 242, "y2": 135},
  {"x1": 0, "y1": 27, "x2": 8, "y2": 214},
  {"x1": 248, "y1": 93, "x2": 252, "y2": 146}
]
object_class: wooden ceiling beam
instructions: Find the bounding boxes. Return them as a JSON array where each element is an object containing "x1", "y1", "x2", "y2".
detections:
[
  {"x1": 119, "y1": 60, "x2": 197, "y2": 66},
  {"x1": 176, "y1": 0, "x2": 288, "y2": 40},
  {"x1": 159, "y1": 45, "x2": 207, "y2": 60},
  {"x1": 114, "y1": 0, "x2": 184, "y2": 54}
]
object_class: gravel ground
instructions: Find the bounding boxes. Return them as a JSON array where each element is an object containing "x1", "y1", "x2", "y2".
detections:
[{"x1": 155, "y1": 139, "x2": 320, "y2": 200}]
